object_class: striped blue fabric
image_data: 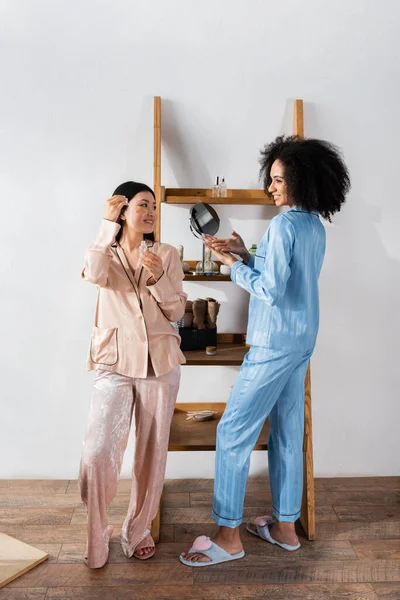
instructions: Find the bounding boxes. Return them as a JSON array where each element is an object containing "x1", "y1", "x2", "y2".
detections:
[
  {"x1": 231, "y1": 207, "x2": 326, "y2": 351},
  {"x1": 212, "y1": 346, "x2": 312, "y2": 526},
  {"x1": 212, "y1": 208, "x2": 326, "y2": 528}
]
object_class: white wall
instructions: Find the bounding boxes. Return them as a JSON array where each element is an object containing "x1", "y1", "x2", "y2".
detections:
[{"x1": 1, "y1": 0, "x2": 399, "y2": 479}]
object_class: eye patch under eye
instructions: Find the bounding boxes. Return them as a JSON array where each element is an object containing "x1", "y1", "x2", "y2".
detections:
[{"x1": 135, "y1": 205, "x2": 149, "y2": 214}]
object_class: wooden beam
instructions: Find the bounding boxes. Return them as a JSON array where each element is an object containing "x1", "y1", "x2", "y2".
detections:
[
  {"x1": 293, "y1": 98, "x2": 315, "y2": 540},
  {"x1": 294, "y1": 99, "x2": 304, "y2": 137},
  {"x1": 153, "y1": 96, "x2": 162, "y2": 241},
  {"x1": 300, "y1": 363, "x2": 316, "y2": 540}
]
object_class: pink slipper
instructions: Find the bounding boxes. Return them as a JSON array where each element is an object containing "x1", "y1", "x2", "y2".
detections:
[
  {"x1": 133, "y1": 532, "x2": 156, "y2": 561},
  {"x1": 83, "y1": 524, "x2": 114, "y2": 568}
]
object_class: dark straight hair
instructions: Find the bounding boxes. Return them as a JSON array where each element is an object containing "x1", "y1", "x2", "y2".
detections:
[{"x1": 112, "y1": 181, "x2": 156, "y2": 243}]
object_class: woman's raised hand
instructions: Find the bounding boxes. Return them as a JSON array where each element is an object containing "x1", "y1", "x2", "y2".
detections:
[
  {"x1": 204, "y1": 231, "x2": 248, "y2": 258},
  {"x1": 104, "y1": 195, "x2": 129, "y2": 222}
]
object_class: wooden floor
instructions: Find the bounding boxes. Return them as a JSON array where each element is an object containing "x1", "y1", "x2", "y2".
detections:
[{"x1": 0, "y1": 477, "x2": 399, "y2": 599}]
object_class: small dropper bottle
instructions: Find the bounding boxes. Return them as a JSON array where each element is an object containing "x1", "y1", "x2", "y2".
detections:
[
  {"x1": 220, "y1": 175, "x2": 227, "y2": 197},
  {"x1": 212, "y1": 176, "x2": 220, "y2": 198}
]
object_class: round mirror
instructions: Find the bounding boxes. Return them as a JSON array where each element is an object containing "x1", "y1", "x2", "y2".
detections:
[{"x1": 189, "y1": 202, "x2": 220, "y2": 239}]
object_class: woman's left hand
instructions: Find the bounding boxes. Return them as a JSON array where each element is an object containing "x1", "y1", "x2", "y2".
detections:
[
  {"x1": 142, "y1": 251, "x2": 164, "y2": 281},
  {"x1": 203, "y1": 236, "x2": 237, "y2": 267}
]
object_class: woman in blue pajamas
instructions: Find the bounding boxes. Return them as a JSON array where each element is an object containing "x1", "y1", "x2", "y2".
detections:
[{"x1": 181, "y1": 135, "x2": 350, "y2": 566}]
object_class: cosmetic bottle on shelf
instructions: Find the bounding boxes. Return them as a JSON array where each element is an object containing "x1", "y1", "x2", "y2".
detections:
[
  {"x1": 219, "y1": 175, "x2": 227, "y2": 197},
  {"x1": 212, "y1": 176, "x2": 220, "y2": 198}
]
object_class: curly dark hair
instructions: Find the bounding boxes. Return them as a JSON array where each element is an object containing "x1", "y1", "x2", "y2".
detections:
[{"x1": 259, "y1": 135, "x2": 351, "y2": 221}]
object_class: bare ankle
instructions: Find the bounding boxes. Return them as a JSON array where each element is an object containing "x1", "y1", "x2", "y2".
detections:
[
  {"x1": 217, "y1": 526, "x2": 240, "y2": 540},
  {"x1": 275, "y1": 521, "x2": 295, "y2": 531}
]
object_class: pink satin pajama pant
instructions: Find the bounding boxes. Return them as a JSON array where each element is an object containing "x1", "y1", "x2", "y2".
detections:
[{"x1": 78, "y1": 366, "x2": 180, "y2": 568}]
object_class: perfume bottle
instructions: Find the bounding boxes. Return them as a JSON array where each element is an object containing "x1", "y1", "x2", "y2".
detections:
[
  {"x1": 212, "y1": 176, "x2": 220, "y2": 198},
  {"x1": 137, "y1": 240, "x2": 148, "y2": 267},
  {"x1": 219, "y1": 175, "x2": 227, "y2": 198}
]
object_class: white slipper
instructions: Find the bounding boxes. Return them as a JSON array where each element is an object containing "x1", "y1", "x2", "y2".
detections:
[
  {"x1": 247, "y1": 515, "x2": 301, "y2": 551},
  {"x1": 180, "y1": 535, "x2": 245, "y2": 567}
]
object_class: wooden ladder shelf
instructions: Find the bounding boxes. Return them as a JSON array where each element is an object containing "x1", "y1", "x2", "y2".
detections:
[{"x1": 150, "y1": 97, "x2": 315, "y2": 543}]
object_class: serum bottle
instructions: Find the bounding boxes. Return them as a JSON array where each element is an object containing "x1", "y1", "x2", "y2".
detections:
[
  {"x1": 212, "y1": 176, "x2": 220, "y2": 198},
  {"x1": 219, "y1": 175, "x2": 227, "y2": 197}
]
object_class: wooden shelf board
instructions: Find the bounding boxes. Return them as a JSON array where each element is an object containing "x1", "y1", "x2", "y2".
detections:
[
  {"x1": 183, "y1": 260, "x2": 230, "y2": 280},
  {"x1": 169, "y1": 402, "x2": 269, "y2": 451},
  {"x1": 182, "y1": 342, "x2": 248, "y2": 366},
  {"x1": 163, "y1": 188, "x2": 274, "y2": 205},
  {"x1": 184, "y1": 274, "x2": 231, "y2": 281},
  {"x1": 165, "y1": 196, "x2": 275, "y2": 205}
]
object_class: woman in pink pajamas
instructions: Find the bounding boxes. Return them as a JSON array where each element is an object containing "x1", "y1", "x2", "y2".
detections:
[{"x1": 79, "y1": 181, "x2": 187, "y2": 569}]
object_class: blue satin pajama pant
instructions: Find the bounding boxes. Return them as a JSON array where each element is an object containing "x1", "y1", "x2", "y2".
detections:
[{"x1": 212, "y1": 346, "x2": 312, "y2": 527}]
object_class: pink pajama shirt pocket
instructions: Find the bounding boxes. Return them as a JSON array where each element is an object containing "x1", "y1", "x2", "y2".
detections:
[{"x1": 90, "y1": 326, "x2": 118, "y2": 366}]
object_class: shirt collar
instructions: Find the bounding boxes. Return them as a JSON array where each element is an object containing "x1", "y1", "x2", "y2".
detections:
[{"x1": 287, "y1": 206, "x2": 320, "y2": 216}]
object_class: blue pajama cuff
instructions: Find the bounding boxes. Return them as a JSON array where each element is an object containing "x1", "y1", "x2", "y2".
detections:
[
  {"x1": 231, "y1": 261, "x2": 246, "y2": 283},
  {"x1": 272, "y1": 507, "x2": 301, "y2": 523},
  {"x1": 212, "y1": 508, "x2": 243, "y2": 528}
]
